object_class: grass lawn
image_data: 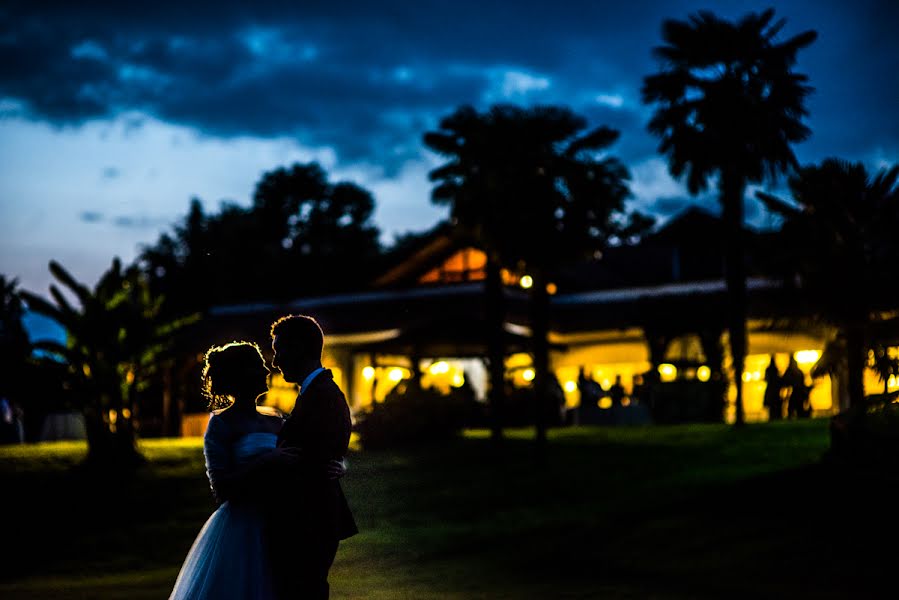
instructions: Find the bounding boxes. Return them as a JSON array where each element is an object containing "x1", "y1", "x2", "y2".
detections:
[{"x1": 1, "y1": 420, "x2": 895, "y2": 598}]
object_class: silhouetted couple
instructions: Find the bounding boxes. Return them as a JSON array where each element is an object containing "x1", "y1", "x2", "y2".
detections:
[
  {"x1": 764, "y1": 354, "x2": 812, "y2": 420},
  {"x1": 170, "y1": 315, "x2": 357, "y2": 599}
]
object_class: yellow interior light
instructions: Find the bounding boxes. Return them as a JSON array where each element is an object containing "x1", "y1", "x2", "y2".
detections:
[
  {"x1": 546, "y1": 282, "x2": 558, "y2": 295},
  {"x1": 451, "y1": 373, "x2": 464, "y2": 387},
  {"x1": 388, "y1": 368, "x2": 404, "y2": 383},
  {"x1": 520, "y1": 275, "x2": 533, "y2": 289},
  {"x1": 522, "y1": 368, "x2": 535, "y2": 382},
  {"x1": 429, "y1": 361, "x2": 449, "y2": 375},
  {"x1": 794, "y1": 350, "x2": 821, "y2": 366},
  {"x1": 598, "y1": 397, "x2": 613, "y2": 409},
  {"x1": 697, "y1": 366, "x2": 711, "y2": 382},
  {"x1": 621, "y1": 397, "x2": 631, "y2": 407},
  {"x1": 362, "y1": 366, "x2": 375, "y2": 380},
  {"x1": 658, "y1": 363, "x2": 677, "y2": 382},
  {"x1": 564, "y1": 380, "x2": 577, "y2": 393}
]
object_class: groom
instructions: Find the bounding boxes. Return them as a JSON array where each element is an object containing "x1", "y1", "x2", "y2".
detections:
[
  {"x1": 268, "y1": 314, "x2": 358, "y2": 598},
  {"x1": 215, "y1": 314, "x2": 357, "y2": 599}
]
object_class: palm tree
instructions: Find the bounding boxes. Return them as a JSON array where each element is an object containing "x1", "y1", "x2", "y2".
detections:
[
  {"x1": 642, "y1": 9, "x2": 816, "y2": 425},
  {"x1": 756, "y1": 159, "x2": 899, "y2": 408},
  {"x1": 0, "y1": 275, "x2": 31, "y2": 408},
  {"x1": 21, "y1": 260, "x2": 196, "y2": 467},
  {"x1": 425, "y1": 105, "x2": 639, "y2": 446}
]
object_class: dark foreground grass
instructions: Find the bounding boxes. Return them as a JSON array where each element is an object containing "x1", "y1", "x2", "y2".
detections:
[{"x1": 1, "y1": 420, "x2": 894, "y2": 599}]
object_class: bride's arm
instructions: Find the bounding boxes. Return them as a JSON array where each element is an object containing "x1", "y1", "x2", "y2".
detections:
[
  {"x1": 204, "y1": 414, "x2": 283, "y2": 504},
  {"x1": 203, "y1": 414, "x2": 233, "y2": 503}
]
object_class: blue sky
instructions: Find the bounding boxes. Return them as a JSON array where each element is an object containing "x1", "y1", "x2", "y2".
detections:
[{"x1": 1, "y1": 0, "x2": 897, "y2": 310}]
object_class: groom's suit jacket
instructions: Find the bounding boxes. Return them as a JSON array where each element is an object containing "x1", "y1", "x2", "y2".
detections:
[{"x1": 276, "y1": 369, "x2": 358, "y2": 542}]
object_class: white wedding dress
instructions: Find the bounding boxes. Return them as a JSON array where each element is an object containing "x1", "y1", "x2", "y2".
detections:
[{"x1": 170, "y1": 417, "x2": 278, "y2": 600}]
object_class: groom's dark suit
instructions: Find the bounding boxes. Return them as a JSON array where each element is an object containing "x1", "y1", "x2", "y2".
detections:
[{"x1": 269, "y1": 369, "x2": 357, "y2": 599}]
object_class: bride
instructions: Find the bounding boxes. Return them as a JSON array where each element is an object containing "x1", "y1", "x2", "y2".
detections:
[{"x1": 169, "y1": 341, "x2": 343, "y2": 599}]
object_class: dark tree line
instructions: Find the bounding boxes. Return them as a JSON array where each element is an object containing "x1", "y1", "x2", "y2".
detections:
[{"x1": 139, "y1": 163, "x2": 383, "y2": 316}]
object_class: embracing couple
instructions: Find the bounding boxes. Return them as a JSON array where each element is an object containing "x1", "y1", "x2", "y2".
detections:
[{"x1": 170, "y1": 314, "x2": 357, "y2": 600}]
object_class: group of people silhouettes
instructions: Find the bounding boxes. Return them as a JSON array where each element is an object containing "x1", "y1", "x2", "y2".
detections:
[
  {"x1": 764, "y1": 354, "x2": 813, "y2": 420},
  {"x1": 575, "y1": 355, "x2": 814, "y2": 424}
]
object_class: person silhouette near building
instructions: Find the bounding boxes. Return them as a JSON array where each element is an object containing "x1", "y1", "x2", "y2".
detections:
[
  {"x1": 763, "y1": 355, "x2": 783, "y2": 421},
  {"x1": 783, "y1": 356, "x2": 808, "y2": 419},
  {"x1": 608, "y1": 375, "x2": 626, "y2": 408},
  {"x1": 577, "y1": 367, "x2": 602, "y2": 424}
]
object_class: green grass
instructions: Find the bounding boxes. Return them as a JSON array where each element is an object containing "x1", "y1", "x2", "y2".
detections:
[{"x1": 1, "y1": 420, "x2": 894, "y2": 598}]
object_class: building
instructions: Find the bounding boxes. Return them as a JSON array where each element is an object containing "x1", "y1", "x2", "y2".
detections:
[{"x1": 174, "y1": 207, "x2": 895, "y2": 435}]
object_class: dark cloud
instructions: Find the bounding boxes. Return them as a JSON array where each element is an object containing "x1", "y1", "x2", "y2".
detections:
[{"x1": 1, "y1": 0, "x2": 896, "y2": 176}]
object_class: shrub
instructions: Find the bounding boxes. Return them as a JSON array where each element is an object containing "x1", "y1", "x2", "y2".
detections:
[
  {"x1": 829, "y1": 391, "x2": 899, "y2": 464},
  {"x1": 355, "y1": 381, "x2": 481, "y2": 449}
]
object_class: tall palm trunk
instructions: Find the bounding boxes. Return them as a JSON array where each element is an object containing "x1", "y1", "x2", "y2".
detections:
[
  {"x1": 85, "y1": 385, "x2": 143, "y2": 468},
  {"x1": 85, "y1": 411, "x2": 142, "y2": 467},
  {"x1": 845, "y1": 322, "x2": 866, "y2": 409},
  {"x1": 485, "y1": 256, "x2": 506, "y2": 442},
  {"x1": 531, "y1": 268, "x2": 551, "y2": 449},
  {"x1": 722, "y1": 172, "x2": 747, "y2": 426}
]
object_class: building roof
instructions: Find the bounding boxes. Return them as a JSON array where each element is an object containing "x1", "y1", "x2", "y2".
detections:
[{"x1": 206, "y1": 206, "x2": 794, "y2": 352}]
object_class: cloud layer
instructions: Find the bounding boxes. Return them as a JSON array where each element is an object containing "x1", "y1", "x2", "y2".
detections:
[
  {"x1": 7, "y1": 1, "x2": 892, "y2": 175},
  {"x1": 1, "y1": 0, "x2": 897, "y2": 296}
]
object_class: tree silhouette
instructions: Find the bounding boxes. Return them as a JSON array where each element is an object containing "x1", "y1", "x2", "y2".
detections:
[
  {"x1": 20, "y1": 260, "x2": 196, "y2": 467},
  {"x1": 0, "y1": 275, "x2": 30, "y2": 409},
  {"x1": 757, "y1": 159, "x2": 899, "y2": 408},
  {"x1": 140, "y1": 163, "x2": 382, "y2": 314},
  {"x1": 642, "y1": 9, "x2": 816, "y2": 425},
  {"x1": 425, "y1": 104, "x2": 642, "y2": 446}
]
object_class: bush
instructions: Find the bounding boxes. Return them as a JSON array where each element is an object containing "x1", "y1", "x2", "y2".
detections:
[
  {"x1": 829, "y1": 391, "x2": 899, "y2": 464},
  {"x1": 354, "y1": 381, "x2": 481, "y2": 449}
]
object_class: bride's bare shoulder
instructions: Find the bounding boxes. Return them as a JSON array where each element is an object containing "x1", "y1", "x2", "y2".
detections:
[{"x1": 256, "y1": 405, "x2": 287, "y2": 420}]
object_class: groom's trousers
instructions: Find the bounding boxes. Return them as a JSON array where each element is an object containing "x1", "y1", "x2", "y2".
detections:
[{"x1": 271, "y1": 529, "x2": 338, "y2": 600}]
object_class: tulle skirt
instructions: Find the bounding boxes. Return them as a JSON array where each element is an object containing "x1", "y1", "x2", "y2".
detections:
[{"x1": 170, "y1": 502, "x2": 275, "y2": 600}]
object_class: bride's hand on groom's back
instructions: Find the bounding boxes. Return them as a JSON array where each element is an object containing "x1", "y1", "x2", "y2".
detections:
[{"x1": 326, "y1": 458, "x2": 347, "y2": 480}]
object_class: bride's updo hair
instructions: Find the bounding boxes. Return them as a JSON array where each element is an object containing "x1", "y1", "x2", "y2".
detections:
[{"x1": 201, "y1": 341, "x2": 266, "y2": 411}]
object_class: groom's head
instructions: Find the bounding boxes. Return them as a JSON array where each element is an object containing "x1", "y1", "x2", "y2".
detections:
[{"x1": 270, "y1": 314, "x2": 324, "y2": 384}]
